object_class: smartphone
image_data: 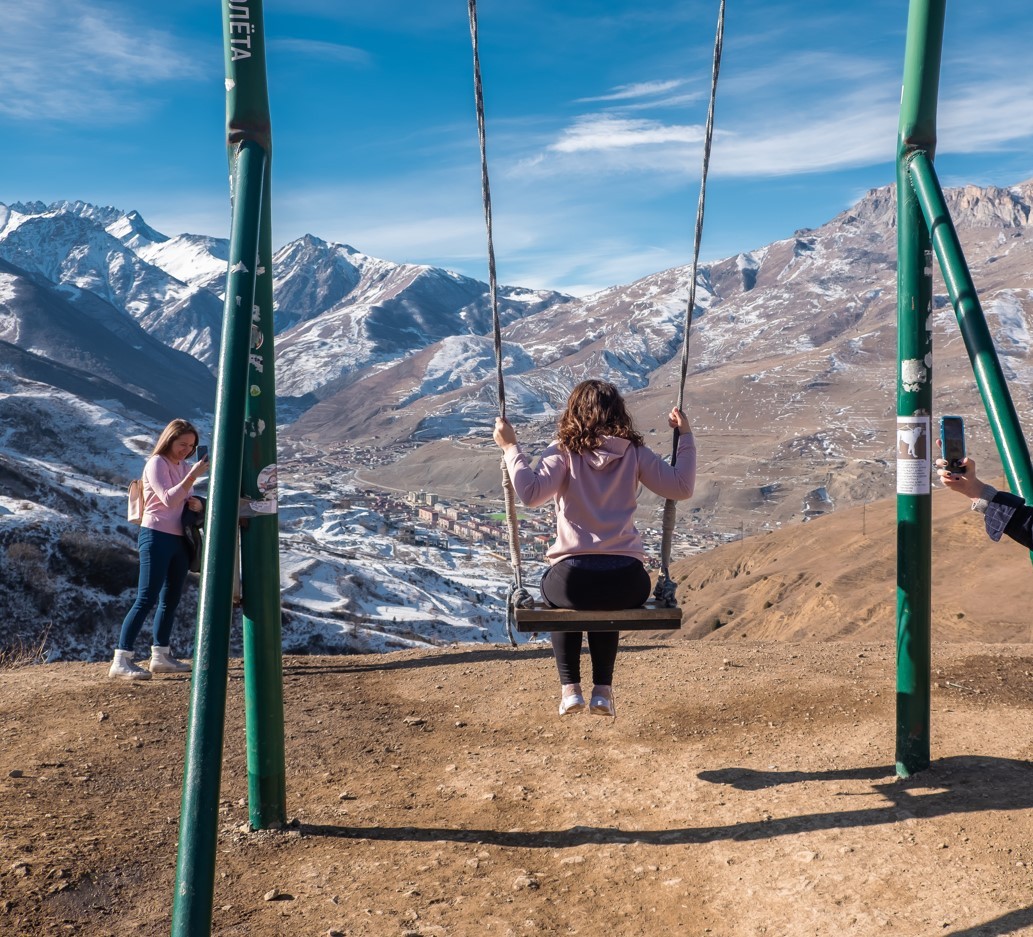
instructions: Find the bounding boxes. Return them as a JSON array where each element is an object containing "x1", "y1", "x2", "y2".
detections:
[
  {"x1": 939, "y1": 415, "x2": 966, "y2": 473},
  {"x1": 195, "y1": 445, "x2": 209, "y2": 463}
]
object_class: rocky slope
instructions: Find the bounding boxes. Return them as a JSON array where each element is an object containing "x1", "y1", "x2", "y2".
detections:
[
  {"x1": 356, "y1": 180, "x2": 1033, "y2": 536},
  {"x1": 1, "y1": 181, "x2": 1032, "y2": 657}
]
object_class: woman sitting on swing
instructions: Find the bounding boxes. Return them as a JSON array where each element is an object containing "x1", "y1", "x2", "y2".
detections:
[{"x1": 493, "y1": 379, "x2": 696, "y2": 717}]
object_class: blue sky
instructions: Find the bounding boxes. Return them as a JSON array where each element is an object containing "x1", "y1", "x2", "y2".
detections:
[{"x1": 3, "y1": 0, "x2": 1033, "y2": 295}]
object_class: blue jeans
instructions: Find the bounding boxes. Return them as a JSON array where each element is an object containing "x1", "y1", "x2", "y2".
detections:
[{"x1": 117, "y1": 527, "x2": 191, "y2": 651}]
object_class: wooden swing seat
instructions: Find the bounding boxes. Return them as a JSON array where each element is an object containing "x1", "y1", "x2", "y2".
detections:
[{"x1": 515, "y1": 601, "x2": 682, "y2": 633}]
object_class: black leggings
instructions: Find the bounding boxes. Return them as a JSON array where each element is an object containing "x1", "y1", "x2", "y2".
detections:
[
  {"x1": 550, "y1": 631, "x2": 619, "y2": 686},
  {"x1": 540, "y1": 557, "x2": 651, "y2": 686}
]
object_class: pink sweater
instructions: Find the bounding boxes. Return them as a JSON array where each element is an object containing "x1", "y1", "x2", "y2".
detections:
[
  {"x1": 141, "y1": 455, "x2": 196, "y2": 536},
  {"x1": 503, "y1": 432, "x2": 696, "y2": 563}
]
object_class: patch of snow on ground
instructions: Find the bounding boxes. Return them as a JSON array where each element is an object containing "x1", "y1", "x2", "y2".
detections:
[
  {"x1": 273, "y1": 484, "x2": 519, "y2": 653},
  {"x1": 987, "y1": 291, "x2": 1032, "y2": 357},
  {"x1": 0, "y1": 272, "x2": 19, "y2": 303}
]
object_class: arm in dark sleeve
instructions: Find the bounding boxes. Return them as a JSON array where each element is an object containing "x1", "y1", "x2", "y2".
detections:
[{"x1": 990, "y1": 491, "x2": 1033, "y2": 550}]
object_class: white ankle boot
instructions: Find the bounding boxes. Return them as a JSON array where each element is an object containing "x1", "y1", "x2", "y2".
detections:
[
  {"x1": 148, "y1": 646, "x2": 191, "y2": 674},
  {"x1": 109, "y1": 649, "x2": 152, "y2": 680},
  {"x1": 558, "y1": 683, "x2": 585, "y2": 715},
  {"x1": 589, "y1": 685, "x2": 615, "y2": 717}
]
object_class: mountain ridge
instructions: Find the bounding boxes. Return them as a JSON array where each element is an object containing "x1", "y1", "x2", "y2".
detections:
[{"x1": 1, "y1": 180, "x2": 1032, "y2": 661}]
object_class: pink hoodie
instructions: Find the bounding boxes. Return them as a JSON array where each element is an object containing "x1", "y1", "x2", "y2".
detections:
[
  {"x1": 503, "y1": 432, "x2": 696, "y2": 562},
  {"x1": 141, "y1": 454, "x2": 196, "y2": 536}
]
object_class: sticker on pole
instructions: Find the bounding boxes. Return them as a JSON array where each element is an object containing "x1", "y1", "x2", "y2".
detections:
[
  {"x1": 896, "y1": 416, "x2": 930, "y2": 495},
  {"x1": 240, "y1": 463, "x2": 279, "y2": 518}
]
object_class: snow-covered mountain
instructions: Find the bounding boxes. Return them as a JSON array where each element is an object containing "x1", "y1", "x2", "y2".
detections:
[
  {"x1": 271, "y1": 236, "x2": 572, "y2": 400},
  {"x1": 2, "y1": 181, "x2": 1033, "y2": 662},
  {"x1": 0, "y1": 201, "x2": 223, "y2": 366},
  {"x1": 0, "y1": 255, "x2": 216, "y2": 418},
  {"x1": 0, "y1": 203, "x2": 574, "y2": 403},
  {"x1": 287, "y1": 181, "x2": 1033, "y2": 452},
  {"x1": 134, "y1": 233, "x2": 229, "y2": 296}
]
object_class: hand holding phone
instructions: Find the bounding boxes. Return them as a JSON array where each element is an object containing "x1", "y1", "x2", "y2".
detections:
[
  {"x1": 195, "y1": 445, "x2": 209, "y2": 464},
  {"x1": 938, "y1": 416, "x2": 966, "y2": 473}
]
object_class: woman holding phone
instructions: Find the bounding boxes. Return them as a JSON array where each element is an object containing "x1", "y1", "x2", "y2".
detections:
[{"x1": 109, "y1": 419, "x2": 209, "y2": 679}]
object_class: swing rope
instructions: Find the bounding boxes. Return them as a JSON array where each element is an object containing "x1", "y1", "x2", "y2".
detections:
[
  {"x1": 655, "y1": 0, "x2": 726, "y2": 606},
  {"x1": 468, "y1": 0, "x2": 532, "y2": 644},
  {"x1": 469, "y1": 0, "x2": 725, "y2": 621}
]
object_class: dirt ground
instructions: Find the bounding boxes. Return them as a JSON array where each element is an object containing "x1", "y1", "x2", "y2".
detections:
[{"x1": 1, "y1": 639, "x2": 1032, "y2": 937}]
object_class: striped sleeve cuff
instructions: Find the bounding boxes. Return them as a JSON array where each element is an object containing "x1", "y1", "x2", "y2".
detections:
[{"x1": 969, "y1": 483, "x2": 998, "y2": 515}]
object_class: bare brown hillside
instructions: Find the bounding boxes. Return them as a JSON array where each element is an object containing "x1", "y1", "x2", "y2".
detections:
[
  {"x1": 2, "y1": 482, "x2": 1033, "y2": 936},
  {"x1": 672, "y1": 479, "x2": 1033, "y2": 644}
]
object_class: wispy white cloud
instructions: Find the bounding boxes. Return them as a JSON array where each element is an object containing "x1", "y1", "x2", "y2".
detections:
[
  {"x1": 521, "y1": 58, "x2": 1033, "y2": 184},
  {"x1": 616, "y1": 91, "x2": 706, "y2": 112},
  {"x1": 710, "y1": 99, "x2": 898, "y2": 177},
  {"x1": 0, "y1": 1, "x2": 204, "y2": 123},
  {"x1": 722, "y1": 51, "x2": 893, "y2": 100},
  {"x1": 548, "y1": 116, "x2": 705, "y2": 155},
  {"x1": 513, "y1": 46, "x2": 903, "y2": 180},
  {"x1": 268, "y1": 38, "x2": 372, "y2": 66},
  {"x1": 576, "y1": 79, "x2": 689, "y2": 104},
  {"x1": 938, "y1": 82, "x2": 1033, "y2": 153}
]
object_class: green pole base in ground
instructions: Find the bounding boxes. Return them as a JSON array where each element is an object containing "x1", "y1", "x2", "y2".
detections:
[{"x1": 171, "y1": 141, "x2": 267, "y2": 937}]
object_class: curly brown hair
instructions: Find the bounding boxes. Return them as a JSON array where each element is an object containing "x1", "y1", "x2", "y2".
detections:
[
  {"x1": 556, "y1": 380, "x2": 643, "y2": 454},
  {"x1": 150, "y1": 419, "x2": 200, "y2": 459}
]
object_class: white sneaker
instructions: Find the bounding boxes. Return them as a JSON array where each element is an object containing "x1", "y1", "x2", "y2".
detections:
[
  {"x1": 558, "y1": 684, "x2": 585, "y2": 716},
  {"x1": 108, "y1": 649, "x2": 152, "y2": 681},
  {"x1": 148, "y1": 646, "x2": 191, "y2": 674},
  {"x1": 590, "y1": 686, "x2": 615, "y2": 717}
]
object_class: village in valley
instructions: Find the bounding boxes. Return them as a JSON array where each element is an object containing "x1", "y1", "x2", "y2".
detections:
[
  {"x1": 332, "y1": 485, "x2": 725, "y2": 573},
  {"x1": 282, "y1": 440, "x2": 729, "y2": 567}
]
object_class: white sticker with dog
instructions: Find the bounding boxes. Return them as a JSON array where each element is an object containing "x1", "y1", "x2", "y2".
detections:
[{"x1": 896, "y1": 416, "x2": 930, "y2": 495}]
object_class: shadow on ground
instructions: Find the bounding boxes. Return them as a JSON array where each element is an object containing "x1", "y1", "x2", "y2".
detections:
[
  {"x1": 943, "y1": 905, "x2": 1033, "y2": 937},
  {"x1": 281, "y1": 642, "x2": 668, "y2": 675},
  {"x1": 299, "y1": 755, "x2": 1032, "y2": 848}
]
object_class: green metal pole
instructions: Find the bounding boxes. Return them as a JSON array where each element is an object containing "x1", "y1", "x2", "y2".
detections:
[
  {"x1": 220, "y1": 0, "x2": 287, "y2": 832},
  {"x1": 895, "y1": 0, "x2": 945, "y2": 778},
  {"x1": 171, "y1": 139, "x2": 267, "y2": 937},
  {"x1": 224, "y1": 0, "x2": 272, "y2": 153},
  {"x1": 907, "y1": 152, "x2": 1033, "y2": 509},
  {"x1": 171, "y1": 0, "x2": 279, "y2": 930},
  {"x1": 240, "y1": 170, "x2": 287, "y2": 830}
]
